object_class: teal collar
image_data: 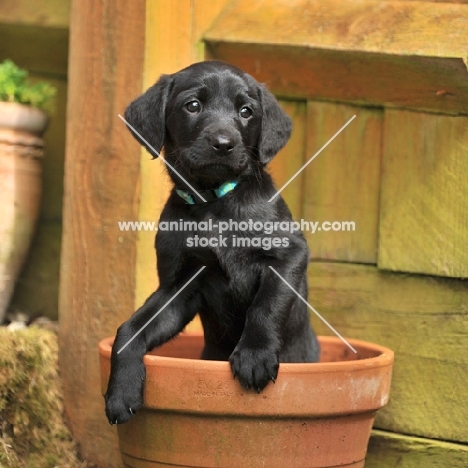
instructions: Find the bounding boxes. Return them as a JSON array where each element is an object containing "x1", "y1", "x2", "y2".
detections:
[{"x1": 176, "y1": 180, "x2": 238, "y2": 205}]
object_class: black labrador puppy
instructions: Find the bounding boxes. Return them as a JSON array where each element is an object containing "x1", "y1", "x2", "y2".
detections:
[{"x1": 105, "y1": 61, "x2": 319, "y2": 424}]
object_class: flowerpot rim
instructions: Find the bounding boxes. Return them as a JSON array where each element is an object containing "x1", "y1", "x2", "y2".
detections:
[
  {"x1": 100, "y1": 333, "x2": 394, "y2": 418},
  {"x1": 99, "y1": 333, "x2": 394, "y2": 372},
  {"x1": 0, "y1": 101, "x2": 48, "y2": 133}
]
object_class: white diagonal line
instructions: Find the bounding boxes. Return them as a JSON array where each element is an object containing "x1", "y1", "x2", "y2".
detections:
[
  {"x1": 117, "y1": 266, "x2": 206, "y2": 354},
  {"x1": 118, "y1": 114, "x2": 207, "y2": 203},
  {"x1": 269, "y1": 115, "x2": 356, "y2": 202},
  {"x1": 269, "y1": 266, "x2": 357, "y2": 354}
]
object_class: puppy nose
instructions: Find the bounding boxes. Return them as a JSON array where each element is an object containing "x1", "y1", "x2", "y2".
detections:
[{"x1": 210, "y1": 134, "x2": 234, "y2": 155}]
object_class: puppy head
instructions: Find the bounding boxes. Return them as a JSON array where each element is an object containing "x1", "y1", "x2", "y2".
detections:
[{"x1": 124, "y1": 61, "x2": 291, "y2": 186}]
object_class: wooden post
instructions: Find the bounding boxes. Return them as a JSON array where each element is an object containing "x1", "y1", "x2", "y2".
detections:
[{"x1": 58, "y1": 1, "x2": 144, "y2": 466}]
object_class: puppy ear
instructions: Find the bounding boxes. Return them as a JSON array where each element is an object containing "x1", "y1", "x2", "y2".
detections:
[
  {"x1": 124, "y1": 74, "x2": 173, "y2": 158},
  {"x1": 258, "y1": 85, "x2": 292, "y2": 165}
]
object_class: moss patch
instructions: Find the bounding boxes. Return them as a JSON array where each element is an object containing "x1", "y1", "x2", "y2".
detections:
[{"x1": 0, "y1": 327, "x2": 91, "y2": 467}]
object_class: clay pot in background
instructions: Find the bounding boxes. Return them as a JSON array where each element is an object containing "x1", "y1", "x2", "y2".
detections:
[{"x1": 0, "y1": 102, "x2": 47, "y2": 323}]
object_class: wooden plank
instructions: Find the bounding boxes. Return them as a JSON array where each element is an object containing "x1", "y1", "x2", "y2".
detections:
[
  {"x1": 137, "y1": 0, "x2": 232, "y2": 328},
  {"x1": 193, "y1": 0, "x2": 229, "y2": 59},
  {"x1": 307, "y1": 261, "x2": 468, "y2": 443},
  {"x1": 268, "y1": 100, "x2": 307, "y2": 220},
  {"x1": 204, "y1": 0, "x2": 468, "y2": 115},
  {"x1": 383, "y1": 0, "x2": 468, "y2": 3},
  {"x1": 206, "y1": 0, "x2": 468, "y2": 58},
  {"x1": 0, "y1": 0, "x2": 70, "y2": 28},
  {"x1": 144, "y1": 0, "x2": 229, "y2": 79},
  {"x1": 136, "y1": 0, "x2": 231, "y2": 308},
  {"x1": 135, "y1": 1, "x2": 179, "y2": 308},
  {"x1": 0, "y1": 24, "x2": 69, "y2": 77},
  {"x1": 144, "y1": 0, "x2": 192, "y2": 79},
  {"x1": 0, "y1": 0, "x2": 69, "y2": 77},
  {"x1": 302, "y1": 102, "x2": 381, "y2": 263},
  {"x1": 379, "y1": 110, "x2": 468, "y2": 278},
  {"x1": 367, "y1": 430, "x2": 468, "y2": 468},
  {"x1": 135, "y1": 0, "x2": 193, "y2": 308},
  {"x1": 58, "y1": 1, "x2": 145, "y2": 467}
]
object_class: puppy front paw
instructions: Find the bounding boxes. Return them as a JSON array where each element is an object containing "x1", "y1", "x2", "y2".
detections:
[
  {"x1": 104, "y1": 362, "x2": 145, "y2": 425},
  {"x1": 229, "y1": 346, "x2": 279, "y2": 393}
]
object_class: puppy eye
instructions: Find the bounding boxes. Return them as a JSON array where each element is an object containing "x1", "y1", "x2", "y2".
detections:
[
  {"x1": 239, "y1": 106, "x2": 253, "y2": 119},
  {"x1": 186, "y1": 101, "x2": 201, "y2": 113}
]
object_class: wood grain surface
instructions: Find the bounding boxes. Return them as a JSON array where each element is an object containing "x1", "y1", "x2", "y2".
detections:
[
  {"x1": 303, "y1": 101, "x2": 382, "y2": 263},
  {"x1": 205, "y1": 0, "x2": 468, "y2": 115},
  {"x1": 136, "y1": 0, "x2": 230, "y2": 308},
  {"x1": 308, "y1": 261, "x2": 468, "y2": 443},
  {"x1": 58, "y1": 1, "x2": 145, "y2": 466},
  {"x1": 379, "y1": 110, "x2": 468, "y2": 278},
  {"x1": 367, "y1": 430, "x2": 468, "y2": 467},
  {"x1": 268, "y1": 100, "x2": 307, "y2": 220}
]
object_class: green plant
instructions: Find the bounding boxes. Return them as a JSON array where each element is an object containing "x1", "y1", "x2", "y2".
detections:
[{"x1": 0, "y1": 60, "x2": 56, "y2": 113}]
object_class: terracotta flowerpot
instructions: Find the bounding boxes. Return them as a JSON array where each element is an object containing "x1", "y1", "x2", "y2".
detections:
[
  {"x1": 99, "y1": 333, "x2": 394, "y2": 468},
  {"x1": 0, "y1": 102, "x2": 47, "y2": 322}
]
